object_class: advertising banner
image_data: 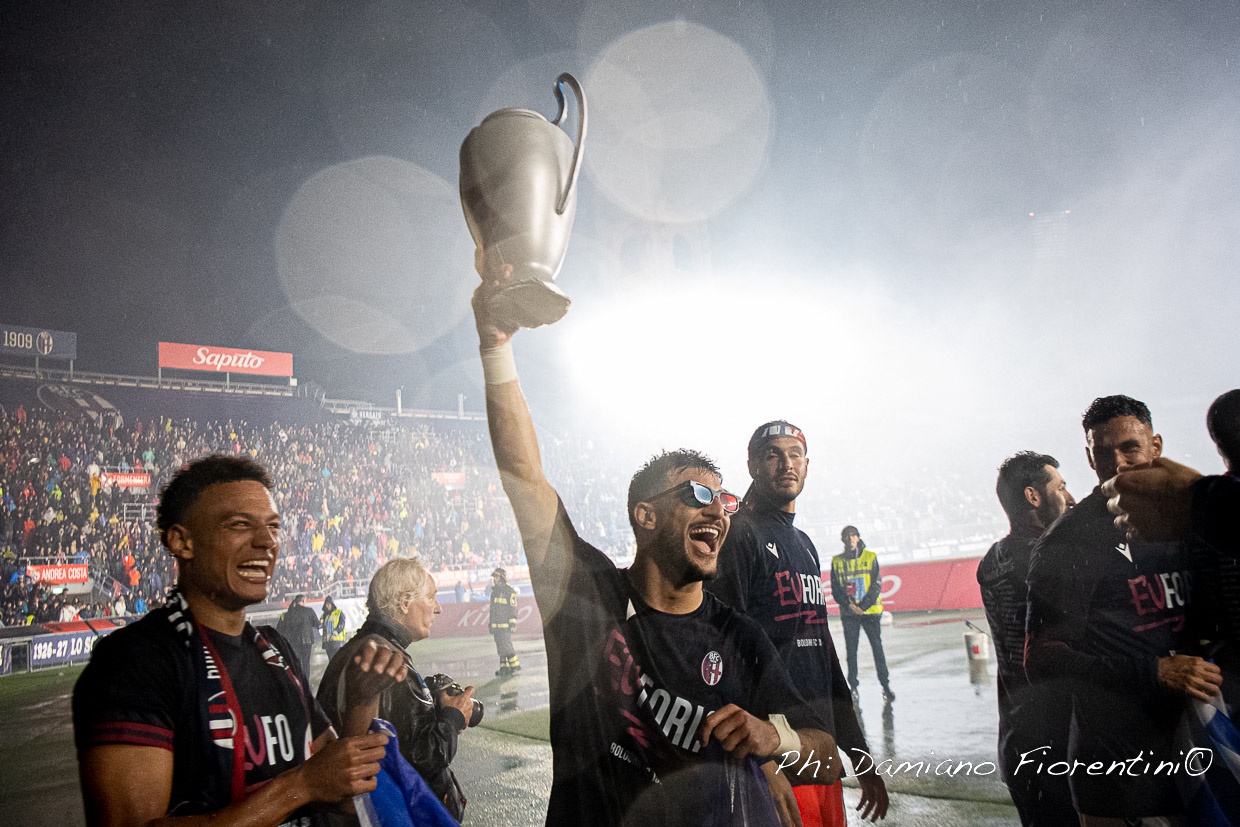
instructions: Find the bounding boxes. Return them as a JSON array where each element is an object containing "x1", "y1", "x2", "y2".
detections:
[
  {"x1": 0, "y1": 641, "x2": 10, "y2": 676},
  {"x1": 0, "y1": 323, "x2": 77, "y2": 360},
  {"x1": 26, "y1": 563, "x2": 90, "y2": 584},
  {"x1": 29, "y1": 629, "x2": 112, "y2": 669},
  {"x1": 99, "y1": 472, "x2": 151, "y2": 489},
  {"x1": 158, "y1": 341, "x2": 293, "y2": 377},
  {"x1": 431, "y1": 471, "x2": 467, "y2": 489},
  {"x1": 824, "y1": 557, "x2": 983, "y2": 613},
  {"x1": 433, "y1": 596, "x2": 543, "y2": 638}
]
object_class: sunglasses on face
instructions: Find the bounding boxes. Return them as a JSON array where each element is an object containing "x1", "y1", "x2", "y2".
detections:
[{"x1": 648, "y1": 480, "x2": 740, "y2": 514}]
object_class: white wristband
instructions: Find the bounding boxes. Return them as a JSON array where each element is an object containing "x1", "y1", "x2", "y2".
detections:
[
  {"x1": 768, "y1": 714, "x2": 802, "y2": 758},
  {"x1": 481, "y1": 342, "x2": 518, "y2": 385}
]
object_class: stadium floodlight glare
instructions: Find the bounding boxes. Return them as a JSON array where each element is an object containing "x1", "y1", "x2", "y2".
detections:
[
  {"x1": 557, "y1": 271, "x2": 871, "y2": 455},
  {"x1": 556, "y1": 265, "x2": 984, "y2": 482}
]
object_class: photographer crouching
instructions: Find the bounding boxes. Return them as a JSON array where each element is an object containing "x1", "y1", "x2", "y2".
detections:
[{"x1": 317, "y1": 557, "x2": 479, "y2": 821}]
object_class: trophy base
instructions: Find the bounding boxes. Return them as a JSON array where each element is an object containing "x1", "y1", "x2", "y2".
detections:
[{"x1": 489, "y1": 279, "x2": 571, "y2": 329}]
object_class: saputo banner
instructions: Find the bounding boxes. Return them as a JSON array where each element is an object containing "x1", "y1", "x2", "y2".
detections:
[{"x1": 159, "y1": 342, "x2": 293, "y2": 377}]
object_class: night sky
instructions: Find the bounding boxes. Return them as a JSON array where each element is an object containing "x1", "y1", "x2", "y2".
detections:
[{"x1": 4, "y1": 0, "x2": 1238, "y2": 486}]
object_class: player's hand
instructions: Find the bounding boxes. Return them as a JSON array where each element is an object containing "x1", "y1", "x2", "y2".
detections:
[
  {"x1": 345, "y1": 635, "x2": 409, "y2": 704},
  {"x1": 436, "y1": 684, "x2": 477, "y2": 726},
  {"x1": 700, "y1": 704, "x2": 780, "y2": 759},
  {"x1": 849, "y1": 604, "x2": 865, "y2": 615},
  {"x1": 855, "y1": 769, "x2": 890, "y2": 821},
  {"x1": 297, "y1": 732, "x2": 389, "y2": 802},
  {"x1": 761, "y1": 760, "x2": 803, "y2": 827},
  {"x1": 1157, "y1": 654, "x2": 1222, "y2": 703},
  {"x1": 1102, "y1": 458, "x2": 1202, "y2": 541},
  {"x1": 472, "y1": 251, "x2": 519, "y2": 349}
]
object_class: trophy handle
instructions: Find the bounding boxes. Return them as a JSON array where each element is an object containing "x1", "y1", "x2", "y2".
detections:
[{"x1": 551, "y1": 73, "x2": 587, "y2": 216}]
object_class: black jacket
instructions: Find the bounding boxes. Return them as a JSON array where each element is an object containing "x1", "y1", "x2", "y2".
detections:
[{"x1": 316, "y1": 616, "x2": 467, "y2": 820}]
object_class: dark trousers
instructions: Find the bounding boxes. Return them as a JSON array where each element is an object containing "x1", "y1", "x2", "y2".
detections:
[
  {"x1": 492, "y1": 627, "x2": 518, "y2": 668},
  {"x1": 841, "y1": 612, "x2": 890, "y2": 690},
  {"x1": 294, "y1": 642, "x2": 314, "y2": 675},
  {"x1": 1002, "y1": 743, "x2": 1076, "y2": 827}
]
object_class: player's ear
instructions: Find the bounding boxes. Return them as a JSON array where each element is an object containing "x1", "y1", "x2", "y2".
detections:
[
  {"x1": 1151, "y1": 433, "x2": 1163, "y2": 459},
  {"x1": 633, "y1": 502, "x2": 657, "y2": 531},
  {"x1": 164, "y1": 524, "x2": 193, "y2": 561},
  {"x1": 1023, "y1": 486, "x2": 1041, "y2": 509}
]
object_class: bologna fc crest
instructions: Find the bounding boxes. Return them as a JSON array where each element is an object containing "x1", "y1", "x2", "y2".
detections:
[{"x1": 701, "y1": 651, "x2": 723, "y2": 686}]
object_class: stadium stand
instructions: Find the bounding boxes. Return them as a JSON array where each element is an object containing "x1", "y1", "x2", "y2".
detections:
[
  {"x1": 0, "y1": 373, "x2": 632, "y2": 628},
  {"x1": 0, "y1": 370, "x2": 1003, "y2": 631}
]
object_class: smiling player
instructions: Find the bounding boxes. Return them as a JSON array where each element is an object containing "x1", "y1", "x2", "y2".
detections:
[
  {"x1": 474, "y1": 269, "x2": 840, "y2": 827},
  {"x1": 73, "y1": 455, "x2": 407, "y2": 826}
]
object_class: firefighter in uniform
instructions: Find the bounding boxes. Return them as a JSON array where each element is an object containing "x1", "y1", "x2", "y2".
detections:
[{"x1": 489, "y1": 567, "x2": 520, "y2": 676}]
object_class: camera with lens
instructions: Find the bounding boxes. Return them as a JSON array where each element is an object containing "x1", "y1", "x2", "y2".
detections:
[{"x1": 426, "y1": 673, "x2": 484, "y2": 727}]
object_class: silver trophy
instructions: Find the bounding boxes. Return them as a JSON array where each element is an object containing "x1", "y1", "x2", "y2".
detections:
[{"x1": 460, "y1": 73, "x2": 587, "y2": 328}]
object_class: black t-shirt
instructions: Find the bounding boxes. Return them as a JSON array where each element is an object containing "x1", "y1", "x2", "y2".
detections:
[
  {"x1": 706, "y1": 508, "x2": 867, "y2": 763},
  {"x1": 534, "y1": 503, "x2": 825, "y2": 827},
  {"x1": 73, "y1": 609, "x2": 333, "y2": 824},
  {"x1": 1026, "y1": 488, "x2": 1196, "y2": 817},
  {"x1": 1190, "y1": 475, "x2": 1240, "y2": 641},
  {"x1": 976, "y1": 531, "x2": 1072, "y2": 776}
]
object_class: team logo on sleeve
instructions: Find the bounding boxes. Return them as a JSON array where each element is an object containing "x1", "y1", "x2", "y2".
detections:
[{"x1": 701, "y1": 651, "x2": 723, "y2": 686}]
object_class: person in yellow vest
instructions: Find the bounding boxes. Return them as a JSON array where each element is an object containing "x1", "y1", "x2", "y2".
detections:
[
  {"x1": 830, "y1": 526, "x2": 893, "y2": 704},
  {"x1": 488, "y1": 568, "x2": 520, "y2": 676},
  {"x1": 320, "y1": 595, "x2": 348, "y2": 659}
]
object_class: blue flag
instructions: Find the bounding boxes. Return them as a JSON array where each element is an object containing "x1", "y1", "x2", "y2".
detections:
[
  {"x1": 1178, "y1": 696, "x2": 1240, "y2": 826},
  {"x1": 354, "y1": 719, "x2": 460, "y2": 827}
]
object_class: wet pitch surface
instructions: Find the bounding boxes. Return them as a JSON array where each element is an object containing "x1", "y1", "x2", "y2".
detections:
[{"x1": 1, "y1": 609, "x2": 1019, "y2": 825}]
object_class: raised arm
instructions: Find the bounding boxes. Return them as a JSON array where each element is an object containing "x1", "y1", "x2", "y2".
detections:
[{"x1": 474, "y1": 270, "x2": 561, "y2": 567}]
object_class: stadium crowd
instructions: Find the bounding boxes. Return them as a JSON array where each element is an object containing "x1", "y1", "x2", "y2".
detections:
[
  {"x1": 0, "y1": 401, "x2": 630, "y2": 625},
  {"x1": 0, "y1": 396, "x2": 1001, "y2": 626}
]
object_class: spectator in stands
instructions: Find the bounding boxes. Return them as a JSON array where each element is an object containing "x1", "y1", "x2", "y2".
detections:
[
  {"x1": 1, "y1": 394, "x2": 1009, "y2": 623},
  {"x1": 60, "y1": 597, "x2": 80, "y2": 622}
]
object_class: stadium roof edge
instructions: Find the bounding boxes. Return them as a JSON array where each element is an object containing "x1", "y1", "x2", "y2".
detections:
[{"x1": 0, "y1": 361, "x2": 484, "y2": 422}]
